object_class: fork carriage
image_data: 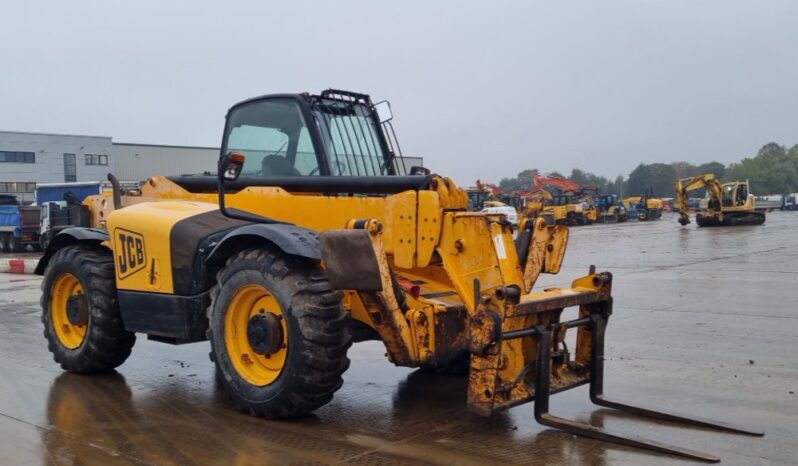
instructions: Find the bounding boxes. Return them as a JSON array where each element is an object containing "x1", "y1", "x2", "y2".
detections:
[{"x1": 321, "y1": 214, "x2": 762, "y2": 463}]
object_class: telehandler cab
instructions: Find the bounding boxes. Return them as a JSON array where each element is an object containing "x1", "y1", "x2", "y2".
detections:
[{"x1": 36, "y1": 90, "x2": 761, "y2": 462}]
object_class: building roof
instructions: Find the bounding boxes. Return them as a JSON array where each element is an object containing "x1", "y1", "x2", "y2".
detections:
[
  {"x1": 113, "y1": 142, "x2": 219, "y2": 151},
  {"x1": 0, "y1": 129, "x2": 112, "y2": 139}
]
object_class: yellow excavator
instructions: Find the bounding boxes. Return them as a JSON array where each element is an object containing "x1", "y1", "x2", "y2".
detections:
[{"x1": 676, "y1": 174, "x2": 765, "y2": 227}]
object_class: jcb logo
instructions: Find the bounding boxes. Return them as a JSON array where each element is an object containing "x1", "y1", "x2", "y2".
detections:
[{"x1": 114, "y1": 228, "x2": 147, "y2": 279}]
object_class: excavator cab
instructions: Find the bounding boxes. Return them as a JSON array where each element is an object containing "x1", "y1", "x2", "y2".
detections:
[{"x1": 721, "y1": 181, "x2": 751, "y2": 208}]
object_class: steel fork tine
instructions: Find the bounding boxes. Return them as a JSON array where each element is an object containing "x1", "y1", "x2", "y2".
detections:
[
  {"x1": 535, "y1": 412, "x2": 721, "y2": 463},
  {"x1": 534, "y1": 329, "x2": 721, "y2": 463},
  {"x1": 591, "y1": 395, "x2": 764, "y2": 436},
  {"x1": 589, "y1": 314, "x2": 765, "y2": 437}
]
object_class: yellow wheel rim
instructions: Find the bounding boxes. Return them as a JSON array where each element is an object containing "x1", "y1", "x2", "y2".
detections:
[
  {"x1": 50, "y1": 273, "x2": 88, "y2": 350},
  {"x1": 224, "y1": 284, "x2": 288, "y2": 386}
]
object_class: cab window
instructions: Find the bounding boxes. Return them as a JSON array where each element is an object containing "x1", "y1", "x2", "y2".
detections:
[
  {"x1": 224, "y1": 99, "x2": 321, "y2": 177},
  {"x1": 722, "y1": 185, "x2": 734, "y2": 207}
]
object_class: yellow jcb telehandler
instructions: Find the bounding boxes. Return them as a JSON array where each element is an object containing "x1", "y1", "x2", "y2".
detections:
[{"x1": 36, "y1": 90, "x2": 761, "y2": 462}]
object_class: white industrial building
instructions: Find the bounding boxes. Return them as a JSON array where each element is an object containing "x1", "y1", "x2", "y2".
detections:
[
  {"x1": 1, "y1": 130, "x2": 424, "y2": 204},
  {"x1": 112, "y1": 142, "x2": 219, "y2": 180},
  {"x1": 0, "y1": 131, "x2": 113, "y2": 204},
  {"x1": 0, "y1": 131, "x2": 221, "y2": 204}
]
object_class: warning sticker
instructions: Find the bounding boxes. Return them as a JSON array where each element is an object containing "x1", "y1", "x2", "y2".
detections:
[{"x1": 493, "y1": 234, "x2": 507, "y2": 260}]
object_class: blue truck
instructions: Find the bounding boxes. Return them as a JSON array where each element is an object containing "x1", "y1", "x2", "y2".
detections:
[
  {"x1": 0, "y1": 195, "x2": 41, "y2": 252},
  {"x1": 36, "y1": 182, "x2": 102, "y2": 250},
  {"x1": 0, "y1": 182, "x2": 106, "y2": 252}
]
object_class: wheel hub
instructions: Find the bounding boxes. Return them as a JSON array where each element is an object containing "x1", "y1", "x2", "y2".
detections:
[
  {"x1": 247, "y1": 313, "x2": 283, "y2": 356},
  {"x1": 66, "y1": 295, "x2": 88, "y2": 326}
]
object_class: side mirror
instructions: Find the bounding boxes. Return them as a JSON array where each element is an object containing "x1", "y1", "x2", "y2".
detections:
[
  {"x1": 219, "y1": 152, "x2": 246, "y2": 182},
  {"x1": 373, "y1": 100, "x2": 393, "y2": 123}
]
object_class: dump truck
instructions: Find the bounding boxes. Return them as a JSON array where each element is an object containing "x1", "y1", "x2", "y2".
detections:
[
  {"x1": 676, "y1": 174, "x2": 765, "y2": 226},
  {"x1": 0, "y1": 194, "x2": 41, "y2": 252},
  {"x1": 35, "y1": 90, "x2": 761, "y2": 462}
]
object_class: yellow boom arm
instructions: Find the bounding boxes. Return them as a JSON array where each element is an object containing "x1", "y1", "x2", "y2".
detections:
[{"x1": 675, "y1": 174, "x2": 723, "y2": 225}]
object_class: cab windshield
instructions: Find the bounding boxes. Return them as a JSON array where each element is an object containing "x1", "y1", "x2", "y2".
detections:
[
  {"x1": 310, "y1": 98, "x2": 391, "y2": 176},
  {"x1": 722, "y1": 184, "x2": 735, "y2": 207}
]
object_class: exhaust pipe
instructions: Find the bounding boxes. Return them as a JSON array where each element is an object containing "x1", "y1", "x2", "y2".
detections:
[{"x1": 107, "y1": 173, "x2": 122, "y2": 209}]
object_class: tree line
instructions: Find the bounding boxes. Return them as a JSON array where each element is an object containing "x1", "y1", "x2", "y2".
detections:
[{"x1": 498, "y1": 142, "x2": 798, "y2": 198}]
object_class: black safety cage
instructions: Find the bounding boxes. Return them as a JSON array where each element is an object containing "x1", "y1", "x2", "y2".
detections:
[{"x1": 308, "y1": 89, "x2": 407, "y2": 176}]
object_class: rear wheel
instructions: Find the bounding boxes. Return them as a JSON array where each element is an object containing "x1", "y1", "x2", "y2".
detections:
[
  {"x1": 208, "y1": 247, "x2": 351, "y2": 418},
  {"x1": 41, "y1": 245, "x2": 136, "y2": 373},
  {"x1": 8, "y1": 236, "x2": 22, "y2": 253},
  {"x1": 0, "y1": 234, "x2": 8, "y2": 253}
]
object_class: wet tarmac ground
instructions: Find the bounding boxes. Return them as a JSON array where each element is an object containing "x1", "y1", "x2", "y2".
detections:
[{"x1": 0, "y1": 212, "x2": 796, "y2": 465}]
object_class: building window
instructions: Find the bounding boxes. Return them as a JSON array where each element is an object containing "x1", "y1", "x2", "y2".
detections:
[
  {"x1": 0, "y1": 182, "x2": 36, "y2": 193},
  {"x1": 0, "y1": 151, "x2": 35, "y2": 163},
  {"x1": 85, "y1": 154, "x2": 108, "y2": 165},
  {"x1": 63, "y1": 153, "x2": 77, "y2": 182}
]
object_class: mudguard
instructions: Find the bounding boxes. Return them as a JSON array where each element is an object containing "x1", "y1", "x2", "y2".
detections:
[
  {"x1": 34, "y1": 228, "x2": 109, "y2": 275},
  {"x1": 205, "y1": 223, "x2": 322, "y2": 266}
]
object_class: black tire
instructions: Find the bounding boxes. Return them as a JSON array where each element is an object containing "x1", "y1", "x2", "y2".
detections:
[
  {"x1": 41, "y1": 245, "x2": 136, "y2": 373},
  {"x1": 566, "y1": 212, "x2": 577, "y2": 226},
  {"x1": 0, "y1": 235, "x2": 8, "y2": 253},
  {"x1": 208, "y1": 247, "x2": 351, "y2": 418},
  {"x1": 8, "y1": 235, "x2": 22, "y2": 253}
]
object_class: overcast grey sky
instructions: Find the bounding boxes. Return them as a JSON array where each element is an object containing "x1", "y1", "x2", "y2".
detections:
[{"x1": 2, "y1": 1, "x2": 797, "y2": 183}]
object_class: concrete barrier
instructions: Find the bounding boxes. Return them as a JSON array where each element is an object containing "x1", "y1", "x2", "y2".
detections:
[{"x1": 0, "y1": 258, "x2": 39, "y2": 274}]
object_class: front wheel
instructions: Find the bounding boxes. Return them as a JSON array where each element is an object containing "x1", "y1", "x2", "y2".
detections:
[
  {"x1": 208, "y1": 247, "x2": 351, "y2": 418},
  {"x1": 41, "y1": 245, "x2": 136, "y2": 373}
]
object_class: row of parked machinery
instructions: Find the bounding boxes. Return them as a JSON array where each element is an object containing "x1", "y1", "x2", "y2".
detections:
[
  {"x1": 468, "y1": 174, "x2": 665, "y2": 227},
  {"x1": 469, "y1": 171, "x2": 779, "y2": 229}
]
